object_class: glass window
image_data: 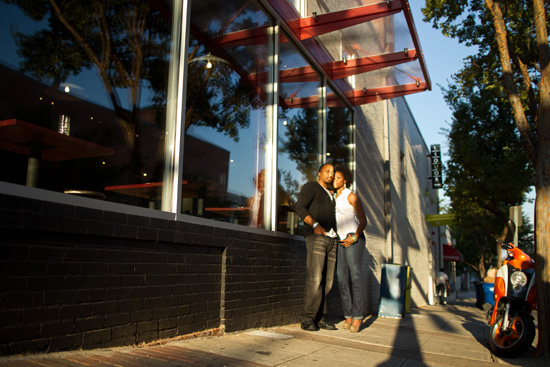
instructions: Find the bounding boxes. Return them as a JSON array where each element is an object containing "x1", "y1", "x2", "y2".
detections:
[
  {"x1": 326, "y1": 86, "x2": 353, "y2": 184},
  {"x1": 182, "y1": 0, "x2": 273, "y2": 228},
  {"x1": 277, "y1": 34, "x2": 322, "y2": 235},
  {"x1": 0, "y1": 0, "x2": 176, "y2": 208}
]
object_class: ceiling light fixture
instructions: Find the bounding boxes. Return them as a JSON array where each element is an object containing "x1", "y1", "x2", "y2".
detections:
[{"x1": 188, "y1": 53, "x2": 230, "y2": 69}]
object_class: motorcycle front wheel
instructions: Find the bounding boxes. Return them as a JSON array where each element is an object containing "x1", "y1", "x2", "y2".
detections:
[{"x1": 489, "y1": 312, "x2": 536, "y2": 358}]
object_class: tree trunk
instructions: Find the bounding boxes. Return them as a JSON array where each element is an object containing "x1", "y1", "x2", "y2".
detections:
[
  {"x1": 535, "y1": 152, "x2": 550, "y2": 356},
  {"x1": 485, "y1": 0, "x2": 550, "y2": 355},
  {"x1": 533, "y1": 0, "x2": 550, "y2": 357},
  {"x1": 485, "y1": 0, "x2": 537, "y2": 165}
]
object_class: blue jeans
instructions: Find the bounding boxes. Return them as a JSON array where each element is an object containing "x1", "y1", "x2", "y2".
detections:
[
  {"x1": 337, "y1": 235, "x2": 365, "y2": 319},
  {"x1": 301, "y1": 234, "x2": 338, "y2": 322}
]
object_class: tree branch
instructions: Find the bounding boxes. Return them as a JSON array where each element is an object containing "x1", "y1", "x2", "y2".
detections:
[{"x1": 484, "y1": 0, "x2": 538, "y2": 166}]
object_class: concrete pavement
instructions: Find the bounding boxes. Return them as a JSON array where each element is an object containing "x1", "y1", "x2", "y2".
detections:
[{"x1": 1, "y1": 291, "x2": 549, "y2": 366}]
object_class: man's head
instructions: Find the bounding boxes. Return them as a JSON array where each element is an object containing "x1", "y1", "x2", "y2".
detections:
[{"x1": 317, "y1": 163, "x2": 334, "y2": 187}]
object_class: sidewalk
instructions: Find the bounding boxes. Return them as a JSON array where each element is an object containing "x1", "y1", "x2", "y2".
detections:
[{"x1": 1, "y1": 291, "x2": 548, "y2": 366}]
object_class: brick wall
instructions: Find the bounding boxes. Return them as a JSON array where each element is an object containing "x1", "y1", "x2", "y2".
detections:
[{"x1": 0, "y1": 193, "x2": 309, "y2": 355}]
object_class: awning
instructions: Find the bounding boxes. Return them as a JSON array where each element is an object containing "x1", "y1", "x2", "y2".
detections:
[
  {"x1": 443, "y1": 244, "x2": 464, "y2": 262},
  {"x1": 199, "y1": 0, "x2": 431, "y2": 107},
  {"x1": 269, "y1": 0, "x2": 431, "y2": 105}
]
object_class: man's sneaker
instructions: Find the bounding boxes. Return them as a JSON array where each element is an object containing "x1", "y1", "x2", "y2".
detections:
[
  {"x1": 317, "y1": 319, "x2": 336, "y2": 330},
  {"x1": 300, "y1": 320, "x2": 319, "y2": 331}
]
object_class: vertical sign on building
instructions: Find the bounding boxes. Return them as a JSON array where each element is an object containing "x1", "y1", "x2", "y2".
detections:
[{"x1": 430, "y1": 144, "x2": 442, "y2": 189}]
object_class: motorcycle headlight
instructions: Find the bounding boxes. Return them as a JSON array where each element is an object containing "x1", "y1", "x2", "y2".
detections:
[{"x1": 510, "y1": 271, "x2": 528, "y2": 289}]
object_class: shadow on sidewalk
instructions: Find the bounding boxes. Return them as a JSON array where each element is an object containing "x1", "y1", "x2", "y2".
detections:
[
  {"x1": 373, "y1": 315, "x2": 430, "y2": 367},
  {"x1": 374, "y1": 296, "x2": 489, "y2": 367},
  {"x1": 445, "y1": 295, "x2": 491, "y2": 348}
]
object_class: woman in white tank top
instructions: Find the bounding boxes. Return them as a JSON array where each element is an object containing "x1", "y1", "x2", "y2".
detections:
[{"x1": 334, "y1": 167, "x2": 367, "y2": 333}]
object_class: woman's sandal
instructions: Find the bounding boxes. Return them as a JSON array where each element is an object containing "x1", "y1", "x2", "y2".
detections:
[{"x1": 350, "y1": 320, "x2": 361, "y2": 333}]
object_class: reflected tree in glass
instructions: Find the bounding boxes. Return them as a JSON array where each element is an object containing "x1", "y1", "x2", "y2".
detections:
[
  {"x1": 4, "y1": 0, "x2": 172, "y2": 181},
  {"x1": 279, "y1": 106, "x2": 320, "y2": 183},
  {"x1": 327, "y1": 106, "x2": 352, "y2": 167},
  {"x1": 185, "y1": 39, "x2": 256, "y2": 141}
]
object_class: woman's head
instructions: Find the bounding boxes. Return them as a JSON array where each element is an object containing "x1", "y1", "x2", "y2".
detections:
[{"x1": 333, "y1": 165, "x2": 352, "y2": 190}]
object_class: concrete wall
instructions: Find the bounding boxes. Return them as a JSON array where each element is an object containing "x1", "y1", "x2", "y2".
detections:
[
  {"x1": 389, "y1": 98, "x2": 438, "y2": 307},
  {"x1": 354, "y1": 98, "x2": 438, "y2": 315}
]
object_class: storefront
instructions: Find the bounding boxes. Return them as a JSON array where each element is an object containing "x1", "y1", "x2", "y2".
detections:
[{"x1": 0, "y1": 0, "x2": 437, "y2": 355}]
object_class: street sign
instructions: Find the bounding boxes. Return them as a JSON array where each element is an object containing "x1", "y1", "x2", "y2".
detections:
[{"x1": 430, "y1": 144, "x2": 442, "y2": 189}]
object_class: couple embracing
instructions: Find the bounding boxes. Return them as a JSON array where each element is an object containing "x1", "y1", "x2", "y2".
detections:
[{"x1": 295, "y1": 163, "x2": 367, "y2": 333}]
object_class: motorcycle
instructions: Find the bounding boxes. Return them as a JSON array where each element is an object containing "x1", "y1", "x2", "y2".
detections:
[{"x1": 486, "y1": 221, "x2": 537, "y2": 357}]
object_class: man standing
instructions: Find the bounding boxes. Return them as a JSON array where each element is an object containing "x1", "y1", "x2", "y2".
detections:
[
  {"x1": 435, "y1": 268, "x2": 451, "y2": 305},
  {"x1": 295, "y1": 163, "x2": 338, "y2": 331}
]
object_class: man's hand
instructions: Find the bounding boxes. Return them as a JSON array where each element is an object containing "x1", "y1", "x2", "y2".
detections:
[{"x1": 314, "y1": 224, "x2": 326, "y2": 235}]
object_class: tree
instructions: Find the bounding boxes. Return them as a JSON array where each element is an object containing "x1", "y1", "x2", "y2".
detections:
[
  {"x1": 443, "y1": 80, "x2": 534, "y2": 278},
  {"x1": 423, "y1": 0, "x2": 550, "y2": 356}
]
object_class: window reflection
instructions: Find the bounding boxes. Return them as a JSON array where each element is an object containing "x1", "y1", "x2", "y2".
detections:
[
  {"x1": 327, "y1": 86, "x2": 353, "y2": 182},
  {"x1": 182, "y1": 0, "x2": 273, "y2": 227},
  {"x1": 0, "y1": 0, "x2": 356, "y2": 234},
  {"x1": 278, "y1": 34, "x2": 322, "y2": 235},
  {"x1": 0, "y1": 0, "x2": 175, "y2": 208}
]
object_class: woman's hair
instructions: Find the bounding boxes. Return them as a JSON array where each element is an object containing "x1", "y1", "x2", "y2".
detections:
[{"x1": 335, "y1": 165, "x2": 352, "y2": 186}]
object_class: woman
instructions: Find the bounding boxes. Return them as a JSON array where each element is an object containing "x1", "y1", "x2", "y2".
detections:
[{"x1": 333, "y1": 166, "x2": 367, "y2": 333}]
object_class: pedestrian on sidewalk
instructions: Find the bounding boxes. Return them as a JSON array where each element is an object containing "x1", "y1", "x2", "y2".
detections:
[
  {"x1": 435, "y1": 268, "x2": 451, "y2": 305},
  {"x1": 295, "y1": 163, "x2": 338, "y2": 331},
  {"x1": 333, "y1": 166, "x2": 367, "y2": 333}
]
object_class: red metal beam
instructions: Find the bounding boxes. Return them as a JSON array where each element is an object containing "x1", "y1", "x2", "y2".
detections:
[
  {"x1": 249, "y1": 49, "x2": 418, "y2": 85},
  {"x1": 211, "y1": 1, "x2": 403, "y2": 47},
  {"x1": 352, "y1": 81, "x2": 429, "y2": 105},
  {"x1": 401, "y1": 0, "x2": 432, "y2": 90},
  {"x1": 296, "y1": 0, "x2": 403, "y2": 40},
  {"x1": 279, "y1": 65, "x2": 319, "y2": 83},
  {"x1": 283, "y1": 94, "x2": 320, "y2": 109},
  {"x1": 283, "y1": 81, "x2": 428, "y2": 108},
  {"x1": 211, "y1": 26, "x2": 270, "y2": 48},
  {"x1": 331, "y1": 50, "x2": 418, "y2": 79}
]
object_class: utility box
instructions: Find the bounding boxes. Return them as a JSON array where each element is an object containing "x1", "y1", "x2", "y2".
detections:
[
  {"x1": 483, "y1": 282, "x2": 495, "y2": 307},
  {"x1": 378, "y1": 264, "x2": 411, "y2": 318}
]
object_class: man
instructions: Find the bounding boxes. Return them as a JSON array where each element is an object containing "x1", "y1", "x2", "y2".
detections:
[
  {"x1": 295, "y1": 163, "x2": 338, "y2": 331},
  {"x1": 435, "y1": 268, "x2": 451, "y2": 305}
]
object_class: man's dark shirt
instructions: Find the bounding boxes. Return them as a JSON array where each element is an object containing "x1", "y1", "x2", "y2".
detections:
[{"x1": 295, "y1": 181, "x2": 336, "y2": 237}]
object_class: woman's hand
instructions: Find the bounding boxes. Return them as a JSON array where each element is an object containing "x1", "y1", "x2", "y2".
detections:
[{"x1": 339, "y1": 233, "x2": 355, "y2": 248}]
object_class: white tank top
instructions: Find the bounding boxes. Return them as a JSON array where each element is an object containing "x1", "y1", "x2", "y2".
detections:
[{"x1": 336, "y1": 188, "x2": 359, "y2": 240}]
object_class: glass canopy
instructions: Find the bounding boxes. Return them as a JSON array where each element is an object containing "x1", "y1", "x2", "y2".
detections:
[
  {"x1": 201, "y1": 0, "x2": 430, "y2": 107},
  {"x1": 265, "y1": 0, "x2": 430, "y2": 106}
]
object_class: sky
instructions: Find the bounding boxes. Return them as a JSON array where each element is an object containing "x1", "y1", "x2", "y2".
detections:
[{"x1": 405, "y1": 2, "x2": 535, "y2": 226}]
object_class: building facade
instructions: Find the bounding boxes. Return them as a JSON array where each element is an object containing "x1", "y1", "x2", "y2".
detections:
[{"x1": 0, "y1": 0, "x2": 439, "y2": 355}]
